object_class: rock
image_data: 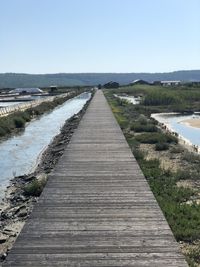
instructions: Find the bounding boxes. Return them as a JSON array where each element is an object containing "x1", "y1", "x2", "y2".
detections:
[
  {"x1": 1, "y1": 211, "x2": 12, "y2": 220},
  {"x1": 52, "y1": 147, "x2": 64, "y2": 154},
  {"x1": 58, "y1": 140, "x2": 65, "y2": 145},
  {"x1": 17, "y1": 194, "x2": 27, "y2": 202},
  {"x1": 2, "y1": 228, "x2": 13, "y2": 235},
  {"x1": 0, "y1": 234, "x2": 7, "y2": 244},
  {"x1": 0, "y1": 252, "x2": 7, "y2": 260},
  {"x1": 10, "y1": 193, "x2": 27, "y2": 203},
  {"x1": 2, "y1": 204, "x2": 27, "y2": 219},
  {"x1": 23, "y1": 175, "x2": 35, "y2": 182},
  {"x1": 17, "y1": 208, "x2": 28, "y2": 218}
]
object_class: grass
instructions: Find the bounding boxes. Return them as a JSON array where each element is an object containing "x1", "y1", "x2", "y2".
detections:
[
  {"x1": 130, "y1": 121, "x2": 157, "y2": 132},
  {"x1": 104, "y1": 88, "x2": 200, "y2": 266},
  {"x1": 0, "y1": 90, "x2": 85, "y2": 139},
  {"x1": 155, "y1": 142, "x2": 169, "y2": 151},
  {"x1": 13, "y1": 116, "x2": 26, "y2": 128},
  {"x1": 182, "y1": 151, "x2": 200, "y2": 163},
  {"x1": 135, "y1": 132, "x2": 178, "y2": 144},
  {"x1": 0, "y1": 111, "x2": 30, "y2": 137},
  {"x1": 185, "y1": 245, "x2": 200, "y2": 266},
  {"x1": 109, "y1": 84, "x2": 200, "y2": 113}
]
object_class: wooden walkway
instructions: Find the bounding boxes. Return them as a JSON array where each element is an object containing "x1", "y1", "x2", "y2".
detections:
[{"x1": 3, "y1": 91, "x2": 188, "y2": 266}]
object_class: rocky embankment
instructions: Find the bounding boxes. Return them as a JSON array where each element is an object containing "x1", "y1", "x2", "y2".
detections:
[{"x1": 0, "y1": 95, "x2": 92, "y2": 261}]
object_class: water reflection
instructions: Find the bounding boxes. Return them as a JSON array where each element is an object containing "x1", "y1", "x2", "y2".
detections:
[{"x1": 0, "y1": 92, "x2": 91, "y2": 198}]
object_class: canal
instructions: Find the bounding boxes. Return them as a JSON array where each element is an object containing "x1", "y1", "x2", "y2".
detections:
[{"x1": 0, "y1": 92, "x2": 91, "y2": 199}]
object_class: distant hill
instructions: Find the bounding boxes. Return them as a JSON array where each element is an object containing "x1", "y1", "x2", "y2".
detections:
[{"x1": 0, "y1": 70, "x2": 200, "y2": 88}]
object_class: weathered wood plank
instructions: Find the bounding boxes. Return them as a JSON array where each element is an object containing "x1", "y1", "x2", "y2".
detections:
[{"x1": 3, "y1": 91, "x2": 188, "y2": 266}]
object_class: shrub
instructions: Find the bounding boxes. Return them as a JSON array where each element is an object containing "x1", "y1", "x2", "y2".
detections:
[
  {"x1": 24, "y1": 178, "x2": 46, "y2": 197},
  {"x1": 126, "y1": 134, "x2": 139, "y2": 150},
  {"x1": 183, "y1": 151, "x2": 200, "y2": 163},
  {"x1": 143, "y1": 90, "x2": 183, "y2": 106},
  {"x1": 21, "y1": 111, "x2": 31, "y2": 122},
  {"x1": 135, "y1": 132, "x2": 177, "y2": 144},
  {"x1": 114, "y1": 113, "x2": 129, "y2": 130},
  {"x1": 175, "y1": 170, "x2": 192, "y2": 181},
  {"x1": 13, "y1": 117, "x2": 25, "y2": 128},
  {"x1": 133, "y1": 148, "x2": 145, "y2": 160},
  {"x1": 186, "y1": 246, "x2": 200, "y2": 265},
  {"x1": 170, "y1": 146, "x2": 184, "y2": 154},
  {"x1": 138, "y1": 114, "x2": 148, "y2": 125},
  {"x1": 155, "y1": 142, "x2": 169, "y2": 151},
  {"x1": 130, "y1": 122, "x2": 157, "y2": 132},
  {"x1": 0, "y1": 127, "x2": 7, "y2": 136},
  {"x1": 0, "y1": 91, "x2": 80, "y2": 139}
]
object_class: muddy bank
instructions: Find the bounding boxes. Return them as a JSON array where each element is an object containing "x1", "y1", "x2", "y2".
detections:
[{"x1": 0, "y1": 93, "x2": 93, "y2": 261}]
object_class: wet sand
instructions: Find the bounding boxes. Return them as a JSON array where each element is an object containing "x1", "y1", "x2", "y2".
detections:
[{"x1": 181, "y1": 118, "x2": 200, "y2": 128}]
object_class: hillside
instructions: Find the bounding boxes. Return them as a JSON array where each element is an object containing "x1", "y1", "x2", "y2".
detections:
[{"x1": 0, "y1": 70, "x2": 200, "y2": 88}]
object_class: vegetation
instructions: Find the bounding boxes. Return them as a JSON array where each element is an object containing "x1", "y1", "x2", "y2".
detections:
[
  {"x1": 111, "y1": 84, "x2": 200, "y2": 112},
  {"x1": 0, "y1": 90, "x2": 84, "y2": 139},
  {"x1": 155, "y1": 142, "x2": 169, "y2": 151},
  {"x1": 0, "y1": 70, "x2": 200, "y2": 88},
  {"x1": 13, "y1": 116, "x2": 26, "y2": 128},
  {"x1": 24, "y1": 178, "x2": 47, "y2": 197},
  {"x1": 104, "y1": 85, "x2": 200, "y2": 266},
  {"x1": 143, "y1": 90, "x2": 182, "y2": 106},
  {"x1": 135, "y1": 132, "x2": 177, "y2": 144},
  {"x1": 130, "y1": 116, "x2": 158, "y2": 132}
]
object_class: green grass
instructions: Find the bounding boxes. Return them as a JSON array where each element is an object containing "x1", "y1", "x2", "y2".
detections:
[
  {"x1": 135, "y1": 132, "x2": 178, "y2": 144},
  {"x1": 155, "y1": 142, "x2": 169, "y2": 151},
  {"x1": 0, "y1": 90, "x2": 85, "y2": 138},
  {"x1": 130, "y1": 121, "x2": 157, "y2": 132},
  {"x1": 13, "y1": 117, "x2": 26, "y2": 128},
  {"x1": 104, "y1": 88, "x2": 200, "y2": 265},
  {"x1": 108, "y1": 84, "x2": 200, "y2": 113}
]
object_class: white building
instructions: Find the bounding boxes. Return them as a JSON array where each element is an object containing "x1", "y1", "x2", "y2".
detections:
[
  {"x1": 161, "y1": 81, "x2": 181, "y2": 86},
  {"x1": 9, "y1": 88, "x2": 44, "y2": 94}
]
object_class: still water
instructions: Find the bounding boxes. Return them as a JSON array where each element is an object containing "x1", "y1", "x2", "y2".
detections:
[
  {"x1": 151, "y1": 113, "x2": 200, "y2": 148},
  {"x1": 115, "y1": 94, "x2": 200, "y2": 149},
  {"x1": 114, "y1": 94, "x2": 141, "y2": 104},
  {"x1": 0, "y1": 92, "x2": 91, "y2": 198},
  {"x1": 0, "y1": 102, "x2": 23, "y2": 107}
]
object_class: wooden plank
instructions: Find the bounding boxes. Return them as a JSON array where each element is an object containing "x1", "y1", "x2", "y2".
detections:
[{"x1": 3, "y1": 91, "x2": 188, "y2": 266}]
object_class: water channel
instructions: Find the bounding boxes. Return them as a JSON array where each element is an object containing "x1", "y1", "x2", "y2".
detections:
[
  {"x1": 151, "y1": 113, "x2": 200, "y2": 148},
  {"x1": 0, "y1": 92, "x2": 91, "y2": 199},
  {"x1": 0, "y1": 102, "x2": 23, "y2": 107},
  {"x1": 115, "y1": 94, "x2": 200, "y2": 151},
  {"x1": 114, "y1": 94, "x2": 141, "y2": 104}
]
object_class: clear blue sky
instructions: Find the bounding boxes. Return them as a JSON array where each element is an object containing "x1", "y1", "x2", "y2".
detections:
[{"x1": 0, "y1": 0, "x2": 199, "y2": 73}]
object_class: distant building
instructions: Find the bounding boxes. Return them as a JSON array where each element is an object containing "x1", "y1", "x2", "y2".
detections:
[
  {"x1": 104, "y1": 81, "x2": 119, "y2": 89},
  {"x1": 130, "y1": 79, "x2": 150, "y2": 85},
  {"x1": 152, "y1": 81, "x2": 162, "y2": 85},
  {"x1": 50, "y1": 85, "x2": 58, "y2": 92},
  {"x1": 9, "y1": 88, "x2": 44, "y2": 94},
  {"x1": 189, "y1": 81, "x2": 200, "y2": 86},
  {"x1": 161, "y1": 81, "x2": 181, "y2": 86}
]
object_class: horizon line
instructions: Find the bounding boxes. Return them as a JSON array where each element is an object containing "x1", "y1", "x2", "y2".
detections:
[{"x1": 1, "y1": 69, "x2": 200, "y2": 75}]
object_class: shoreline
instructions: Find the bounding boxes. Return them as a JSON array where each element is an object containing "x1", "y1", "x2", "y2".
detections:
[
  {"x1": 0, "y1": 93, "x2": 93, "y2": 261},
  {"x1": 180, "y1": 118, "x2": 200, "y2": 129},
  {"x1": 151, "y1": 113, "x2": 200, "y2": 154}
]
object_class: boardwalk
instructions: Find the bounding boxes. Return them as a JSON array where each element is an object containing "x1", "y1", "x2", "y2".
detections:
[{"x1": 3, "y1": 91, "x2": 188, "y2": 266}]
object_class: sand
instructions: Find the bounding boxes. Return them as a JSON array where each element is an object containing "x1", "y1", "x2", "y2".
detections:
[{"x1": 181, "y1": 118, "x2": 200, "y2": 128}]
